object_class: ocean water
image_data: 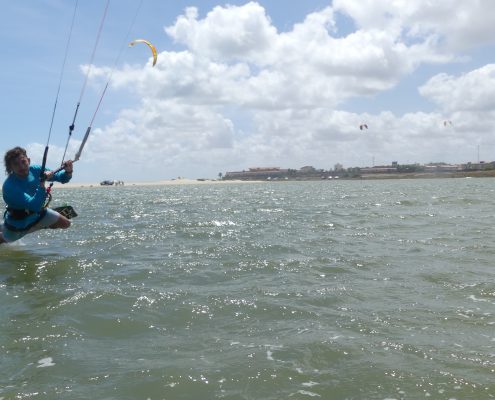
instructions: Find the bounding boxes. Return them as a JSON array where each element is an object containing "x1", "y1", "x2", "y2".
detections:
[{"x1": 1, "y1": 178, "x2": 494, "y2": 400}]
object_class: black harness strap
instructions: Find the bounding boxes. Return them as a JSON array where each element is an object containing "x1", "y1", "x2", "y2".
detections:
[
  {"x1": 3, "y1": 209, "x2": 48, "y2": 232},
  {"x1": 6, "y1": 208, "x2": 36, "y2": 220}
]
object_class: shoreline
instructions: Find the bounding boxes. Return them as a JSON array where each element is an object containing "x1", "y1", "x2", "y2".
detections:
[
  {"x1": 52, "y1": 178, "x2": 256, "y2": 189},
  {"x1": 52, "y1": 171, "x2": 495, "y2": 189}
]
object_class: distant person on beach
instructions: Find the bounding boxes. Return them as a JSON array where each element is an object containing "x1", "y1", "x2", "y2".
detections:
[{"x1": 0, "y1": 147, "x2": 73, "y2": 244}]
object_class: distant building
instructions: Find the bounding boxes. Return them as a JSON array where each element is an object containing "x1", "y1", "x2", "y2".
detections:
[
  {"x1": 248, "y1": 167, "x2": 280, "y2": 172},
  {"x1": 424, "y1": 164, "x2": 461, "y2": 172},
  {"x1": 299, "y1": 166, "x2": 316, "y2": 173},
  {"x1": 360, "y1": 166, "x2": 398, "y2": 174},
  {"x1": 462, "y1": 161, "x2": 495, "y2": 170},
  {"x1": 223, "y1": 159, "x2": 495, "y2": 181},
  {"x1": 224, "y1": 167, "x2": 289, "y2": 180}
]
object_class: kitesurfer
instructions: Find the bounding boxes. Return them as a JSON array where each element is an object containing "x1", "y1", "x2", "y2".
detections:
[{"x1": 0, "y1": 147, "x2": 73, "y2": 244}]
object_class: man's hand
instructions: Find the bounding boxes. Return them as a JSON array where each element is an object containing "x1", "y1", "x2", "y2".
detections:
[{"x1": 43, "y1": 171, "x2": 55, "y2": 181}]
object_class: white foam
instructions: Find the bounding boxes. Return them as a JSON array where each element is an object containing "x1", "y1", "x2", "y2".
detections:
[
  {"x1": 295, "y1": 390, "x2": 321, "y2": 397},
  {"x1": 37, "y1": 357, "x2": 55, "y2": 368},
  {"x1": 302, "y1": 381, "x2": 319, "y2": 387}
]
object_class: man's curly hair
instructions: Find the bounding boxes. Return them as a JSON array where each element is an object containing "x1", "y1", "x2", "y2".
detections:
[{"x1": 4, "y1": 147, "x2": 27, "y2": 175}]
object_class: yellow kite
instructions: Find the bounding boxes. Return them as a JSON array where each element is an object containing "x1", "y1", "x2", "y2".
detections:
[{"x1": 129, "y1": 39, "x2": 157, "y2": 66}]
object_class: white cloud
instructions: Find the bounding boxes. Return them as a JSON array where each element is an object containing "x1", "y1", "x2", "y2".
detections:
[
  {"x1": 419, "y1": 64, "x2": 495, "y2": 113},
  {"x1": 333, "y1": 0, "x2": 495, "y2": 51},
  {"x1": 165, "y1": 3, "x2": 278, "y2": 65},
  {"x1": 77, "y1": 1, "x2": 495, "y2": 180}
]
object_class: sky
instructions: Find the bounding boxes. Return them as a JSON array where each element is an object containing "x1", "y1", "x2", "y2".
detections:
[{"x1": 1, "y1": 0, "x2": 495, "y2": 183}]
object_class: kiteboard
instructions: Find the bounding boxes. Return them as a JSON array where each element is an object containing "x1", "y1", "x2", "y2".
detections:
[{"x1": 53, "y1": 205, "x2": 78, "y2": 219}]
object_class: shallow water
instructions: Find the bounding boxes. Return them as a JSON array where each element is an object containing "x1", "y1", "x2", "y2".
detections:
[{"x1": 1, "y1": 179, "x2": 495, "y2": 399}]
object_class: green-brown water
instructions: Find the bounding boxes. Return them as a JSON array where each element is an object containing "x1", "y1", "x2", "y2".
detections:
[{"x1": 1, "y1": 179, "x2": 494, "y2": 399}]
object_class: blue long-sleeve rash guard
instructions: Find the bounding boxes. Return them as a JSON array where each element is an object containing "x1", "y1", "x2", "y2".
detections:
[{"x1": 2, "y1": 164, "x2": 72, "y2": 230}]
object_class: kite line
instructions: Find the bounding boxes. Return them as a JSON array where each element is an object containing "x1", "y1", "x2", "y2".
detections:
[
  {"x1": 60, "y1": 0, "x2": 145, "y2": 169},
  {"x1": 59, "y1": 0, "x2": 111, "y2": 166},
  {"x1": 40, "y1": 0, "x2": 79, "y2": 180}
]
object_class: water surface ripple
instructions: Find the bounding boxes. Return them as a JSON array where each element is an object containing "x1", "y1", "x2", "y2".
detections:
[{"x1": 1, "y1": 179, "x2": 494, "y2": 399}]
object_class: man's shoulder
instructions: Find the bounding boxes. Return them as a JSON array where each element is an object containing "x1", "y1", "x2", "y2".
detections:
[
  {"x1": 2, "y1": 174, "x2": 19, "y2": 198},
  {"x1": 3, "y1": 173, "x2": 15, "y2": 187}
]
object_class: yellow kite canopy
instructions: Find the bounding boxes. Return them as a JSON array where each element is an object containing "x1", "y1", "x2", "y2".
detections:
[{"x1": 129, "y1": 39, "x2": 157, "y2": 66}]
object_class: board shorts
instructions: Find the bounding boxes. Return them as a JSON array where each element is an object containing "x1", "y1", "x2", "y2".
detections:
[{"x1": 1, "y1": 208, "x2": 61, "y2": 243}]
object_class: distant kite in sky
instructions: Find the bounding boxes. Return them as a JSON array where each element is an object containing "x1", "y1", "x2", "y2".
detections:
[
  {"x1": 359, "y1": 124, "x2": 368, "y2": 130},
  {"x1": 443, "y1": 120, "x2": 453, "y2": 127},
  {"x1": 129, "y1": 39, "x2": 157, "y2": 66}
]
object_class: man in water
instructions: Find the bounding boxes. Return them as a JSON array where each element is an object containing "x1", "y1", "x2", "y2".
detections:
[{"x1": 0, "y1": 147, "x2": 74, "y2": 244}]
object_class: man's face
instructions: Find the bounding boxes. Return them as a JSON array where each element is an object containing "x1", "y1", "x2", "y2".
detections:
[{"x1": 11, "y1": 155, "x2": 30, "y2": 178}]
